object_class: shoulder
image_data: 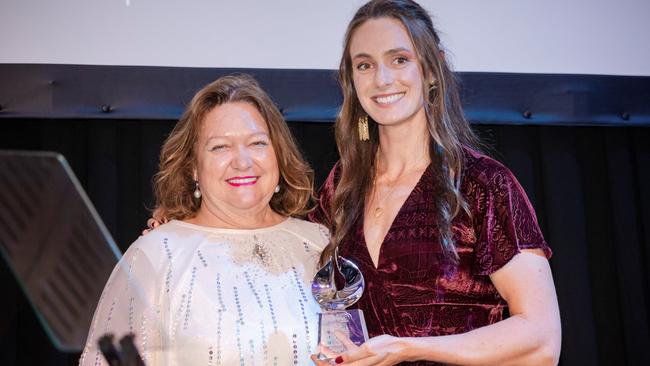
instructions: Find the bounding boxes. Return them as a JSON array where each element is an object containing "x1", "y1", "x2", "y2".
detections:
[
  {"x1": 463, "y1": 148, "x2": 513, "y2": 184},
  {"x1": 125, "y1": 220, "x2": 206, "y2": 262},
  {"x1": 282, "y1": 217, "x2": 330, "y2": 251},
  {"x1": 462, "y1": 147, "x2": 521, "y2": 195}
]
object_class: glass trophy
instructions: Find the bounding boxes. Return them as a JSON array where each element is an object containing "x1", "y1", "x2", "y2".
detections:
[
  {"x1": 0, "y1": 151, "x2": 122, "y2": 353},
  {"x1": 0, "y1": 151, "x2": 147, "y2": 364},
  {"x1": 311, "y1": 248, "x2": 368, "y2": 357}
]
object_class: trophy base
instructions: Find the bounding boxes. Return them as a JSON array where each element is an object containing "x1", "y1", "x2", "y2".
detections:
[{"x1": 317, "y1": 309, "x2": 369, "y2": 355}]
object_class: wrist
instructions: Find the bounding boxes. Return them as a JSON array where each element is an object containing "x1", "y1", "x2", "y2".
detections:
[{"x1": 396, "y1": 337, "x2": 424, "y2": 362}]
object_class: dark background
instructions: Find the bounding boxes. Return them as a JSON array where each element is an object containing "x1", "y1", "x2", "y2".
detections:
[{"x1": 1, "y1": 65, "x2": 649, "y2": 365}]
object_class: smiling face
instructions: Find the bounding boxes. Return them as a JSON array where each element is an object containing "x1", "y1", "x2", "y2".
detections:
[
  {"x1": 194, "y1": 101, "x2": 280, "y2": 219},
  {"x1": 349, "y1": 17, "x2": 427, "y2": 128}
]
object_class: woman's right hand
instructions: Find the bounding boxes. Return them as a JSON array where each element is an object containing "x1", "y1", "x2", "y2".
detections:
[{"x1": 142, "y1": 217, "x2": 166, "y2": 235}]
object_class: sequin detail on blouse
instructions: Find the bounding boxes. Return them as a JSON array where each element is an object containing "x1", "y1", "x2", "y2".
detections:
[{"x1": 79, "y1": 218, "x2": 329, "y2": 366}]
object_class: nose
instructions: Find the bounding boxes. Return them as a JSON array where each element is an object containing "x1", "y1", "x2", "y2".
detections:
[
  {"x1": 374, "y1": 63, "x2": 394, "y2": 88},
  {"x1": 232, "y1": 145, "x2": 253, "y2": 170}
]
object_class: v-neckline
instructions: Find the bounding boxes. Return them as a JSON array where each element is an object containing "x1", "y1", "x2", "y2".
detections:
[{"x1": 360, "y1": 164, "x2": 431, "y2": 269}]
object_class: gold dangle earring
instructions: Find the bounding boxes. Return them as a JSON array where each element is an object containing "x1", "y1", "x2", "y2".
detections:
[{"x1": 358, "y1": 114, "x2": 370, "y2": 141}]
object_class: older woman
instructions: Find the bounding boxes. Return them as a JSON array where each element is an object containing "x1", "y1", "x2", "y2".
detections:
[{"x1": 80, "y1": 75, "x2": 328, "y2": 365}]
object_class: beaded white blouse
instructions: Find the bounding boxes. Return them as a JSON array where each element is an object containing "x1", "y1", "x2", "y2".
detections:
[{"x1": 79, "y1": 218, "x2": 329, "y2": 366}]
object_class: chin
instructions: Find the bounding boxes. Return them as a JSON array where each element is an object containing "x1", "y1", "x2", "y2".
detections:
[
  {"x1": 376, "y1": 107, "x2": 424, "y2": 126},
  {"x1": 230, "y1": 196, "x2": 266, "y2": 210},
  {"x1": 373, "y1": 114, "x2": 410, "y2": 126}
]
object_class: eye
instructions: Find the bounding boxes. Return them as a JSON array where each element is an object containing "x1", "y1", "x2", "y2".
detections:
[
  {"x1": 393, "y1": 56, "x2": 409, "y2": 66},
  {"x1": 356, "y1": 62, "x2": 372, "y2": 71},
  {"x1": 251, "y1": 140, "x2": 269, "y2": 147},
  {"x1": 210, "y1": 144, "x2": 228, "y2": 152}
]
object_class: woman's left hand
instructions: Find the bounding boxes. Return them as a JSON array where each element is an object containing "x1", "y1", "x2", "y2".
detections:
[{"x1": 311, "y1": 335, "x2": 408, "y2": 366}]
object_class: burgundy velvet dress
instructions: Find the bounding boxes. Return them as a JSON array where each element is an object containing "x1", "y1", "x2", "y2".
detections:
[{"x1": 309, "y1": 149, "x2": 551, "y2": 366}]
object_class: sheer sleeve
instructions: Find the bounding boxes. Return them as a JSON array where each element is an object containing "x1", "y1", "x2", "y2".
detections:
[
  {"x1": 79, "y1": 236, "x2": 165, "y2": 366},
  {"x1": 471, "y1": 164, "x2": 552, "y2": 276},
  {"x1": 308, "y1": 163, "x2": 339, "y2": 229}
]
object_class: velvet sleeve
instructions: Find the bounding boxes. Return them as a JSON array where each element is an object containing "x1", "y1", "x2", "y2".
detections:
[{"x1": 472, "y1": 165, "x2": 552, "y2": 275}]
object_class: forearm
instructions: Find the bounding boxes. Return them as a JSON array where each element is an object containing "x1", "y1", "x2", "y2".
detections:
[
  {"x1": 336, "y1": 253, "x2": 562, "y2": 366},
  {"x1": 403, "y1": 314, "x2": 560, "y2": 366}
]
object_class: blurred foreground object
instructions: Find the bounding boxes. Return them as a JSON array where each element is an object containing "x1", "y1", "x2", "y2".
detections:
[
  {"x1": 98, "y1": 333, "x2": 145, "y2": 366},
  {"x1": 0, "y1": 150, "x2": 121, "y2": 352}
]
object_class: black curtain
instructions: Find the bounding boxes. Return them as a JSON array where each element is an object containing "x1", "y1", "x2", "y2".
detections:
[{"x1": 1, "y1": 119, "x2": 649, "y2": 365}]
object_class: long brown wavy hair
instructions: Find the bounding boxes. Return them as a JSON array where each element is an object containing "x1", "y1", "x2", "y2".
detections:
[
  {"x1": 153, "y1": 74, "x2": 314, "y2": 221},
  {"x1": 321, "y1": 0, "x2": 481, "y2": 264}
]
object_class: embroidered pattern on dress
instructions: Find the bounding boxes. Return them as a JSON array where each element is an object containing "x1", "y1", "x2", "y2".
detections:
[
  {"x1": 82, "y1": 220, "x2": 326, "y2": 366},
  {"x1": 183, "y1": 266, "x2": 197, "y2": 330},
  {"x1": 126, "y1": 247, "x2": 140, "y2": 292},
  {"x1": 263, "y1": 284, "x2": 278, "y2": 332},
  {"x1": 244, "y1": 270, "x2": 264, "y2": 309},
  {"x1": 139, "y1": 314, "x2": 148, "y2": 365},
  {"x1": 197, "y1": 249, "x2": 208, "y2": 267},
  {"x1": 234, "y1": 286, "x2": 245, "y2": 366},
  {"x1": 163, "y1": 237, "x2": 173, "y2": 293},
  {"x1": 216, "y1": 273, "x2": 226, "y2": 366}
]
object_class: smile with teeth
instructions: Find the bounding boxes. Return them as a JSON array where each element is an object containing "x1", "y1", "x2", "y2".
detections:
[
  {"x1": 226, "y1": 176, "x2": 258, "y2": 186},
  {"x1": 373, "y1": 92, "x2": 405, "y2": 105}
]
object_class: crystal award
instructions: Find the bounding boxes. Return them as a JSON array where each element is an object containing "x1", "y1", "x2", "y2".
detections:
[{"x1": 311, "y1": 249, "x2": 368, "y2": 356}]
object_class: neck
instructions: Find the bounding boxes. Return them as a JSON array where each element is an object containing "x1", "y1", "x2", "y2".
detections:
[
  {"x1": 376, "y1": 110, "x2": 430, "y2": 179},
  {"x1": 190, "y1": 203, "x2": 284, "y2": 229}
]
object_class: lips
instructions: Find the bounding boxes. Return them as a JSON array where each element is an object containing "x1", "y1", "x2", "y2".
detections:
[
  {"x1": 226, "y1": 176, "x2": 258, "y2": 186},
  {"x1": 373, "y1": 92, "x2": 405, "y2": 105}
]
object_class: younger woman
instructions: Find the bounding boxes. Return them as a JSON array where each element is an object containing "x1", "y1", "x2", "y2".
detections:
[{"x1": 310, "y1": 1, "x2": 561, "y2": 365}]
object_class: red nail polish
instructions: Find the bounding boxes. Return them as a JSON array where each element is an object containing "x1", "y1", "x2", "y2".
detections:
[{"x1": 335, "y1": 356, "x2": 344, "y2": 364}]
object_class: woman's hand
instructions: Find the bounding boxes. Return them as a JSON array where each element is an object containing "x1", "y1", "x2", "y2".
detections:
[
  {"x1": 311, "y1": 335, "x2": 409, "y2": 366},
  {"x1": 340, "y1": 335, "x2": 408, "y2": 365},
  {"x1": 141, "y1": 217, "x2": 166, "y2": 235}
]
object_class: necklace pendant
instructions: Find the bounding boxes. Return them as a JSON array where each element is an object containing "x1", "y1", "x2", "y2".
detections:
[{"x1": 374, "y1": 207, "x2": 383, "y2": 218}]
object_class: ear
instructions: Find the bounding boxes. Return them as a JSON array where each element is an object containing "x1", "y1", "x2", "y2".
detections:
[{"x1": 438, "y1": 49, "x2": 446, "y2": 62}]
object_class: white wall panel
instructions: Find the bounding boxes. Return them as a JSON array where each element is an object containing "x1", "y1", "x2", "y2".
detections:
[{"x1": 1, "y1": 0, "x2": 648, "y2": 75}]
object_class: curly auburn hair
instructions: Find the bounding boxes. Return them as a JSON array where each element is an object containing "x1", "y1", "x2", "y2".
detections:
[{"x1": 152, "y1": 74, "x2": 315, "y2": 221}]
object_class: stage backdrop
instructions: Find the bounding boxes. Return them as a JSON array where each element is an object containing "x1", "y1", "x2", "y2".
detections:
[
  {"x1": 1, "y1": 1, "x2": 650, "y2": 366},
  {"x1": 1, "y1": 118, "x2": 649, "y2": 366}
]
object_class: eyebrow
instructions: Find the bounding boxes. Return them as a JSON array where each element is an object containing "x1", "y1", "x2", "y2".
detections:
[
  {"x1": 352, "y1": 47, "x2": 412, "y2": 60},
  {"x1": 205, "y1": 131, "x2": 269, "y2": 143}
]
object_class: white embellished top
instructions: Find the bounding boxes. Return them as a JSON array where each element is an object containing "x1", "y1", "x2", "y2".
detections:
[{"x1": 79, "y1": 217, "x2": 329, "y2": 366}]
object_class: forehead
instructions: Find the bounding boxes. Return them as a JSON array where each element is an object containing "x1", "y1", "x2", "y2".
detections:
[
  {"x1": 201, "y1": 101, "x2": 269, "y2": 137},
  {"x1": 349, "y1": 17, "x2": 414, "y2": 56}
]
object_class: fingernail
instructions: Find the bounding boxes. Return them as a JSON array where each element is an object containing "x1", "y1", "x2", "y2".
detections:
[{"x1": 335, "y1": 356, "x2": 343, "y2": 364}]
